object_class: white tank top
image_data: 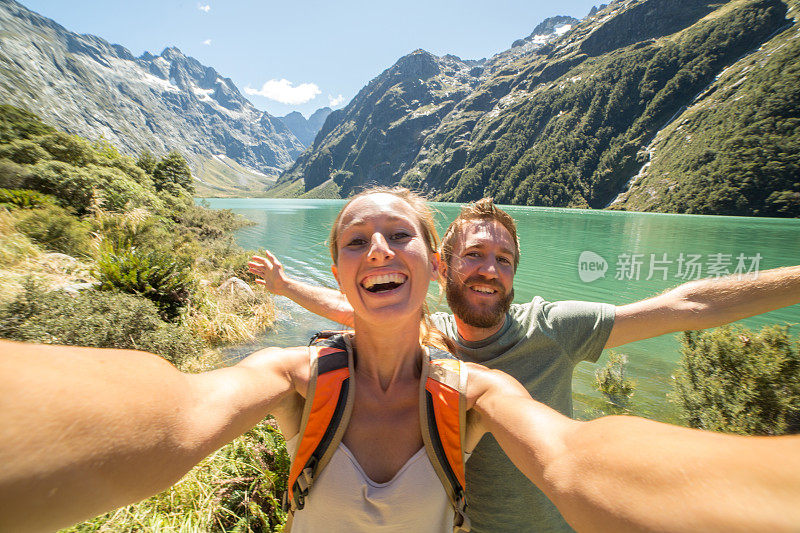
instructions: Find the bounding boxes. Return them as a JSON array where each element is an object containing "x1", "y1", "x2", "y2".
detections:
[{"x1": 287, "y1": 436, "x2": 454, "y2": 532}]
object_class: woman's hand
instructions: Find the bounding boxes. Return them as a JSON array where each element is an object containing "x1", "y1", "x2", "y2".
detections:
[{"x1": 248, "y1": 250, "x2": 289, "y2": 295}]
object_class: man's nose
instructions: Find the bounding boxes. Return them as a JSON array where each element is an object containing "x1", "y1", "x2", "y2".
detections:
[
  {"x1": 367, "y1": 233, "x2": 394, "y2": 262},
  {"x1": 477, "y1": 257, "x2": 499, "y2": 278}
]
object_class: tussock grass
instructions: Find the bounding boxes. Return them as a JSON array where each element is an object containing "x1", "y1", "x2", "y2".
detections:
[{"x1": 187, "y1": 284, "x2": 276, "y2": 346}]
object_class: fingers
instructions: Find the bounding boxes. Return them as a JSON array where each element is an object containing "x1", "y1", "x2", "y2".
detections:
[{"x1": 263, "y1": 250, "x2": 283, "y2": 270}]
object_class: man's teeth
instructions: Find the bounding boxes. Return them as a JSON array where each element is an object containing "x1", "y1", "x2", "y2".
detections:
[
  {"x1": 362, "y1": 273, "x2": 407, "y2": 291},
  {"x1": 472, "y1": 285, "x2": 496, "y2": 294}
]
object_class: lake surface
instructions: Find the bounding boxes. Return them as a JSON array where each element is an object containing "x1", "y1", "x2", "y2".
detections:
[{"x1": 203, "y1": 198, "x2": 800, "y2": 422}]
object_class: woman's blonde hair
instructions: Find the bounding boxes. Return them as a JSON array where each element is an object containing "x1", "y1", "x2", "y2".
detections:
[{"x1": 328, "y1": 186, "x2": 455, "y2": 353}]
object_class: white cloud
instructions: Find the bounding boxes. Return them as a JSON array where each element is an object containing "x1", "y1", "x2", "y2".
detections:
[
  {"x1": 203, "y1": 39, "x2": 212, "y2": 46},
  {"x1": 328, "y1": 94, "x2": 345, "y2": 107},
  {"x1": 245, "y1": 79, "x2": 321, "y2": 105},
  {"x1": 198, "y1": 3, "x2": 211, "y2": 12}
]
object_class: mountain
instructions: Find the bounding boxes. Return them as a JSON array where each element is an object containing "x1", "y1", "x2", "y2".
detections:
[
  {"x1": 0, "y1": 0, "x2": 305, "y2": 195},
  {"x1": 277, "y1": 0, "x2": 799, "y2": 217},
  {"x1": 278, "y1": 107, "x2": 333, "y2": 147},
  {"x1": 274, "y1": 16, "x2": 575, "y2": 199}
]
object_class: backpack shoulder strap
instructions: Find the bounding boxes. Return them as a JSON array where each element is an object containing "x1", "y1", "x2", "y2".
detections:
[
  {"x1": 420, "y1": 346, "x2": 470, "y2": 533},
  {"x1": 285, "y1": 331, "x2": 355, "y2": 520}
]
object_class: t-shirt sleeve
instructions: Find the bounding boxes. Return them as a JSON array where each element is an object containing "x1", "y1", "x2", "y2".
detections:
[
  {"x1": 538, "y1": 300, "x2": 615, "y2": 364},
  {"x1": 429, "y1": 312, "x2": 457, "y2": 340}
]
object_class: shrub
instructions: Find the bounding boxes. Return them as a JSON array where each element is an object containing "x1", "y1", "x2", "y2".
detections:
[
  {"x1": 90, "y1": 208, "x2": 173, "y2": 254},
  {"x1": 594, "y1": 351, "x2": 635, "y2": 408},
  {"x1": 0, "y1": 210, "x2": 41, "y2": 267},
  {"x1": 0, "y1": 158, "x2": 34, "y2": 189},
  {"x1": 672, "y1": 325, "x2": 800, "y2": 435},
  {"x1": 175, "y1": 202, "x2": 251, "y2": 240},
  {"x1": 95, "y1": 246, "x2": 195, "y2": 321},
  {"x1": 28, "y1": 160, "x2": 98, "y2": 212},
  {"x1": 15, "y1": 205, "x2": 93, "y2": 257},
  {"x1": 0, "y1": 104, "x2": 56, "y2": 142},
  {"x1": 153, "y1": 151, "x2": 194, "y2": 193},
  {"x1": 0, "y1": 139, "x2": 51, "y2": 165},
  {"x1": 86, "y1": 164, "x2": 161, "y2": 212},
  {"x1": 0, "y1": 279, "x2": 202, "y2": 365},
  {"x1": 0, "y1": 188, "x2": 57, "y2": 209},
  {"x1": 187, "y1": 283, "x2": 276, "y2": 346},
  {"x1": 37, "y1": 132, "x2": 97, "y2": 167}
]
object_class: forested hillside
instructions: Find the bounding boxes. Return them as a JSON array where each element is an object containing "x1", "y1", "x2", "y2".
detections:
[{"x1": 281, "y1": 0, "x2": 799, "y2": 218}]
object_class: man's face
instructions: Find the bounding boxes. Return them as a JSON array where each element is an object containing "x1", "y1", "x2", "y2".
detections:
[{"x1": 444, "y1": 219, "x2": 516, "y2": 329}]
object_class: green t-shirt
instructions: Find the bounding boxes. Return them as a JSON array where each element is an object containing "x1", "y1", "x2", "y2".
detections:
[{"x1": 431, "y1": 296, "x2": 615, "y2": 533}]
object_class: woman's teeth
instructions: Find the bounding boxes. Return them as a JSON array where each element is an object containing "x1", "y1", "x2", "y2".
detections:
[{"x1": 362, "y1": 273, "x2": 407, "y2": 292}]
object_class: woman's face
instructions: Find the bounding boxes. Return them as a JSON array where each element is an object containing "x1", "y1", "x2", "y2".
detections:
[{"x1": 332, "y1": 193, "x2": 438, "y2": 325}]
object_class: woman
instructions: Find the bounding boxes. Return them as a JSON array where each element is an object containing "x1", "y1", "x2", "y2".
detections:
[{"x1": 2, "y1": 187, "x2": 799, "y2": 532}]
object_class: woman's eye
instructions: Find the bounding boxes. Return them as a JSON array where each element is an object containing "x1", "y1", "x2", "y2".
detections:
[
  {"x1": 498, "y1": 256, "x2": 511, "y2": 265},
  {"x1": 347, "y1": 238, "x2": 367, "y2": 247},
  {"x1": 390, "y1": 232, "x2": 410, "y2": 241}
]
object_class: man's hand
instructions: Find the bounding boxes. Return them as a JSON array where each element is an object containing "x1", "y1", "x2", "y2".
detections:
[{"x1": 249, "y1": 251, "x2": 288, "y2": 296}]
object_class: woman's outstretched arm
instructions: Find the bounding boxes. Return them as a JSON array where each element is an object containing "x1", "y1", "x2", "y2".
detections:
[
  {"x1": 468, "y1": 365, "x2": 800, "y2": 532},
  {"x1": 0, "y1": 340, "x2": 304, "y2": 533}
]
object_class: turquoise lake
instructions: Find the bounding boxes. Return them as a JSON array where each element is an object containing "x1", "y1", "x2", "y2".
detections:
[{"x1": 204, "y1": 198, "x2": 800, "y2": 422}]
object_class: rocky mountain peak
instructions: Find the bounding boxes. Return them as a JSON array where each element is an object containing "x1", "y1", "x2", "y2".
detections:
[{"x1": 390, "y1": 49, "x2": 441, "y2": 79}]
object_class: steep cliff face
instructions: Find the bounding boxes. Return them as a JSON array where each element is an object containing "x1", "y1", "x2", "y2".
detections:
[
  {"x1": 0, "y1": 0, "x2": 304, "y2": 189},
  {"x1": 400, "y1": 0, "x2": 791, "y2": 209}
]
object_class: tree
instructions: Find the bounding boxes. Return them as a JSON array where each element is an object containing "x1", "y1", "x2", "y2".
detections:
[
  {"x1": 152, "y1": 151, "x2": 194, "y2": 193},
  {"x1": 136, "y1": 149, "x2": 158, "y2": 175}
]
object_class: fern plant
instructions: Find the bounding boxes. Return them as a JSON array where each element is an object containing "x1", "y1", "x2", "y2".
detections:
[{"x1": 95, "y1": 246, "x2": 195, "y2": 321}]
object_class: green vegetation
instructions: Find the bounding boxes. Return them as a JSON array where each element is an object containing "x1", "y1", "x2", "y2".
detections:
[
  {"x1": 95, "y1": 246, "x2": 194, "y2": 321},
  {"x1": 15, "y1": 204, "x2": 93, "y2": 257},
  {"x1": 0, "y1": 104, "x2": 288, "y2": 531},
  {"x1": 673, "y1": 325, "x2": 800, "y2": 435},
  {"x1": 0, "y1": 279, "x2": 201, "y2": 366},
  {"x1": 431, "y1": 0, "x2": 789, "y2": 209},
  {"x1": 615, "y1": 10, "x2": 800, "y2": 216},
  {"x1": 0, "y1": 187, "x2": 56, "y2": 209},
  {"x1": 594, "y1": 351, "x2": 635, "y2": 408},
  {"x1": 280, "y1": 0, "x2": 797, "y2": 217}
]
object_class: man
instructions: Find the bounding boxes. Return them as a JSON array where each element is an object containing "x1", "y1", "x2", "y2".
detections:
[{"x1": 249, "y1": 198, "x2": 800, "y2": 532}]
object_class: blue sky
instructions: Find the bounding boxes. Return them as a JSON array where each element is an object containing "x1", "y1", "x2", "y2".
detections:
[{"x1": 20, "y1": 1, "x2": 600, "y2": 118}]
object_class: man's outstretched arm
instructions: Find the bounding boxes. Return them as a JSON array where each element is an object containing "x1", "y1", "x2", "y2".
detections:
[
  {"x1": 606, "y1": 264, "x2": 800, "y2": 348},
  {"x1": 249, "y1": 250, "x2": 354, "y2": 327},
  {"x1": 0, "y1": 340, "x2": 300, "y2": 533}
]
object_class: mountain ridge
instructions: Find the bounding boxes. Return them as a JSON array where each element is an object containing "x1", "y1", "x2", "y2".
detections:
[
  {"x1": 276, "y1": 0, "x2": 800, "y2": 217},
  {"x1": 0, "y1": 0, "x2": 304, "y2": 194}
]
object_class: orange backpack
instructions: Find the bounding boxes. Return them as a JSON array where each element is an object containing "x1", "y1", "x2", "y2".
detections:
[{"x1": 283, "y1": 331, "x2": 470, "y2": 532}]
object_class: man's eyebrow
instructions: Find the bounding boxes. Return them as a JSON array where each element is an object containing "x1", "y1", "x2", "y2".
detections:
[{"x1": 463, "y1": 242, "x2": 515, "y2": 257}]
